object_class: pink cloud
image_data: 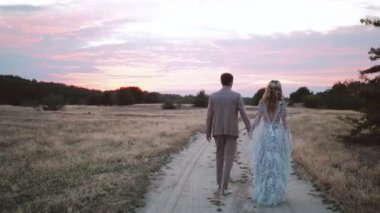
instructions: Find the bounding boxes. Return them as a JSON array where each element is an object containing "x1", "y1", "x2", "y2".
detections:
[
  {"x1": 0, "y1": 33, "x2": 42, "y2": 47},
  {"x1": 47, "y1": 52, "x2": 100, "y2": 61}
]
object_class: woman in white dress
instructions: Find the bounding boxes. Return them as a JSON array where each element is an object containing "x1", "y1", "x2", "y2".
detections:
[{"x1": 250, "y1": 80, "x2": 292, "y2": 206}]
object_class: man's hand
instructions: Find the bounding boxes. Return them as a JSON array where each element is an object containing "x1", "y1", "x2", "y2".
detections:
[
  {"x1": 248, "y1": 127, "x2": 254, "y2": 139},
  {"x1": 206, "y1": 135, "x2": 211, "y2": 143}
]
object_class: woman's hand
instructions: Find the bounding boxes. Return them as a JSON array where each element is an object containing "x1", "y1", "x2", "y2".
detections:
[{"x1": 248, "y1": 127, "x2": 254, "y2": 139}]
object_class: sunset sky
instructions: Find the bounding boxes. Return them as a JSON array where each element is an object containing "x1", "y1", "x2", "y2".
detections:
[{"x1": 0, "y1": 0, "x2": 379, "y2": 96}]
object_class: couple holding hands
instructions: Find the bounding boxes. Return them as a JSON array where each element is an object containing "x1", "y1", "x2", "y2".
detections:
[{"x1": 206, "y1": 73, "x2": 292, "y2": 207}]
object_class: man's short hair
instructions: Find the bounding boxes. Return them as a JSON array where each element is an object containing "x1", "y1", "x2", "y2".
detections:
[{"x1": 221, "y1": 73, "x2": 233, "y2": 86}]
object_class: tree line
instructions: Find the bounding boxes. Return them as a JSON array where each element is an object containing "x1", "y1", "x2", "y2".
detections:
[{"x1": 0, "y1": 75, "x2": 202, "y2": 107}]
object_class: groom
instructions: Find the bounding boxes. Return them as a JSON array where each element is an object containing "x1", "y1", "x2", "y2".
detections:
[{"x1": 206, "y1": 73, "x2": 251, "y2": 195}]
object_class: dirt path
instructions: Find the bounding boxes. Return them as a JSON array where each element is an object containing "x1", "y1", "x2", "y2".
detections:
[{"x1": 138, "y1": 128, "x2": 335, "y2": 213}]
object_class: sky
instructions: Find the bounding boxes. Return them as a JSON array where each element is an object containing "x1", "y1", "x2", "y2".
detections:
[{"x1": 0, "y1": 0, "x2": 379, "y2": 96}]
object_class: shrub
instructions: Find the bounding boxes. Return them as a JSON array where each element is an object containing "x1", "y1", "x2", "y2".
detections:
[
  {"x1": 144, "y1": 92, "x2": 160, "y2": 103},
  {"x1": 42, "y1": 95, "x2": 65, "y2": 111},
  {"x1": 193, "y1": 90, "x2": 208, "y2": 108},
  {"x1": 252, "y1": 88, "x2": 265, "y2": 105},
  {"x1": 243, "y1": 97, "x2": 252, "y2": 105},
  {"x1": 303, "y1": 94, "x2": 324, "y2": 108},
  {"x1": 161, "y1": 101, "x2": 181, "y2": 110},
  {"x1": 343, "y1": 80, "x2": 380, "y2": 145}
]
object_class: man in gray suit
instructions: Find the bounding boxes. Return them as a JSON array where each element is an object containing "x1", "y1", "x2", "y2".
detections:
[{"x1": 206, "y1": 73, "x2": 251, "y2": 195}]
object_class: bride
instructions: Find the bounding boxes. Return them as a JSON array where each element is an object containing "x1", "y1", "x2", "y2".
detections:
[{"x1": 249, "y1": 80, "x2": 292, "y2": 206}]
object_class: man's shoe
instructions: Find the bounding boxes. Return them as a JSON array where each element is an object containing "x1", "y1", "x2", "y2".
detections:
[
  {"x1": 222, "y1": 189, "x2": 232, "y2": 196},
  {"x1": 214, "y1": 188, "x2": 222, "y2": 195}
]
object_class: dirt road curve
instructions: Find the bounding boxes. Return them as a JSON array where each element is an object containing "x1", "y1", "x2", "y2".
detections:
[{"x1": 138, "y1": 128, "x2": 335, "y2": 213}]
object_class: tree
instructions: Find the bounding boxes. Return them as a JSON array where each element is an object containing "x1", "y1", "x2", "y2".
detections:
[
  {"x1": 193, "y1": 90, "x2": 208, "y2": 108},
  {"x1": 347, "y1": 17, "x2": 380, "y2": 144},
  {"x1": 101, "y1": 91, "x2": 113, "y2": 105},
  {"x1": 116, "y1": 88, "x2": 135, "y2": 105},
  {"x1": 243, "y1": 97, "x2": 252, "y2": 105},
  {"x1": 252, "y1": 88, "x2": 265, "y2": 105},
  {"x1": 289, "y1": 87, "x2": 312, "y2": 103},
  {"x1": 360, "y1": 18, "x2": 380, "y2": 27},
  {"x1": 126, "y1": 87, "x2": 144, "y2": 103},
  {"x1": 182, "y1": 95, "x2": 195, "y2": 104},
  {"x1": 360, "y1": 18, "x2": 380, "y2": 82},
  {"x1": 145, "y1": 92, "x2": 160, "y2": 103},
  {"x1": 302, "y1": 81, "x2": 365, "y2": 110}
]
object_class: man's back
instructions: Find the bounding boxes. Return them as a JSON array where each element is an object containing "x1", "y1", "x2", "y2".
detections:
[{"x1": 206, "y1": 87, "x2": 250, "y2": 137}]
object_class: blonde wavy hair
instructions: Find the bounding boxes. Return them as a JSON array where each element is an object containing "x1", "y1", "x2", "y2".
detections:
[{"x1": 261, "y1": 80, "x2": 283, "y2": 114}]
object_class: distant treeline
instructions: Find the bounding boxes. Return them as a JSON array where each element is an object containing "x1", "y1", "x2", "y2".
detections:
[
  {"x1": 300, "y1": 81, "x2": 379, "y2": 110},
  {"x1": 287, "y1": 80, "x2": 379, "y2": 111},
  {"x1": 0, "y1": 75, "x2": 196, "y2": 106}
]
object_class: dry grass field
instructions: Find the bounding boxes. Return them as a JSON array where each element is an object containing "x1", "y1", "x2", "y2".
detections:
[
  {"x1": 0, "y1": 105, "x2": 379, "y2": 212},
  {"x1": 0, "y1": 104, "x2": 206, "y2": 212},
  {"x1": 289, "y1": 107, "x2": 380, "y2": 213}
]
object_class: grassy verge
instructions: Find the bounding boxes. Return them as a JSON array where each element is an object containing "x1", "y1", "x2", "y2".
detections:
[
  {"x1": 0, "y1": 105, "x2": 206, "y2": 212},
  {"x1": 290, "y1": 108, "x2": 380, "y2": 213}
]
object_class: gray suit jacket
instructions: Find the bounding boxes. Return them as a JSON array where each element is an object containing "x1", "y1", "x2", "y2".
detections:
[{"x1": 206, "y1": 87, "x2": 251, "y2": 138}]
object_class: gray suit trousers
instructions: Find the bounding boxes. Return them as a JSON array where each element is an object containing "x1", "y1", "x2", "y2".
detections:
[{"x1": 214, "y1": 135, "x2": 237, "y2": 190}]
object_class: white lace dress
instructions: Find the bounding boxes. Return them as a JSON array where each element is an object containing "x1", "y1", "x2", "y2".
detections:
[{"x1": 250, "y1": 100, "x2": 292, "y2": 206}]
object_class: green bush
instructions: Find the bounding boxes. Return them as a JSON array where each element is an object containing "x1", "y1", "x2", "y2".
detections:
[
  {"x1": 252, "y1": 88, "x2": 265, "y2": 105},
  {"x1": 193, "y1": 90, "x2": 208, "y2": 108},
  {"x1": 161, "y1": 101, "x2": 181, "y2": 110},
  {"x1": 42, "y1": 95, "x2": 65, "y2": 111},
  {"x1": 144, "y1": 92, "x2": 160, "y2": 103},
  {"x1": 303, "y1": 94, "x2": 324, "y2": 108},
  {"x1": 243, "y1": 97, "x2": 252, "y2": 105},
  {"x1": 290, "y1": 87, "x2": 312, "y2": 103}
]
